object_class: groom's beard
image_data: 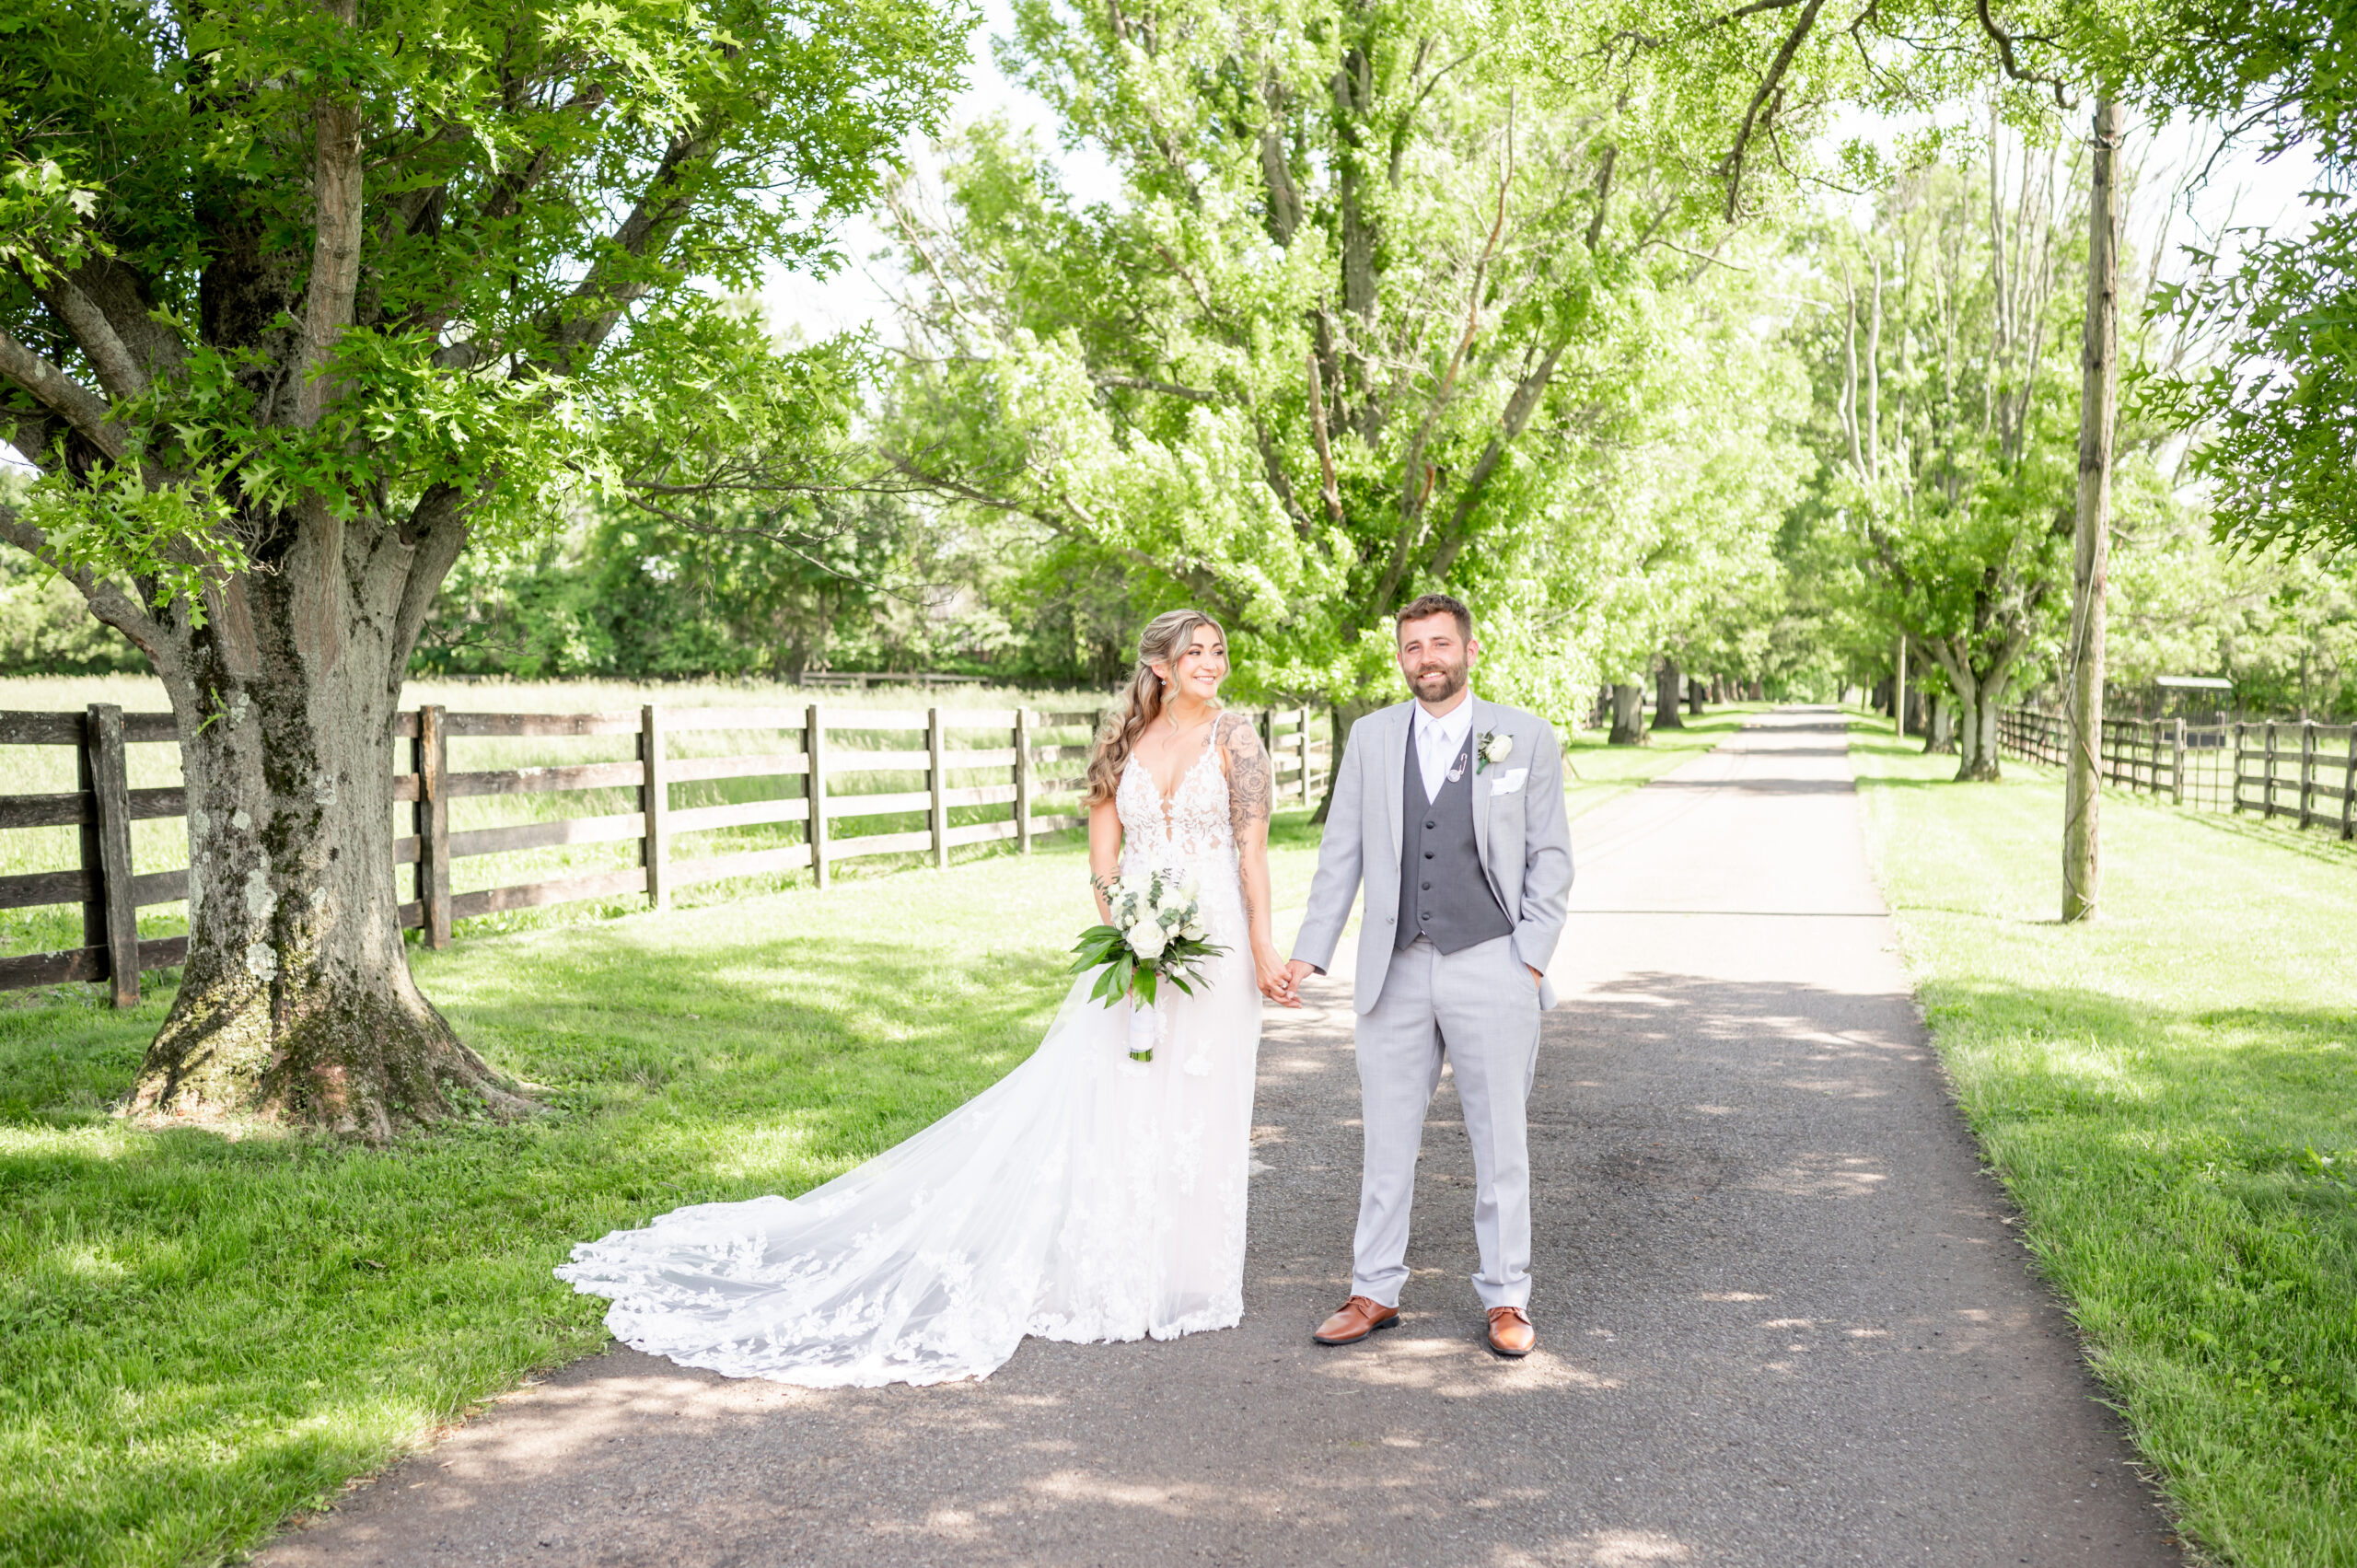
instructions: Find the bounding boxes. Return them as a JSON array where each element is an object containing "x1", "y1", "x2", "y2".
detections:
[{"x1": 1407, "y1": 659, "x2": 1468, "y2": 703}]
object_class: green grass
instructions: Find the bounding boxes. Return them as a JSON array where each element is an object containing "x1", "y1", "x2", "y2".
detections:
[
  {"x1": 0, "y1": 809, "x2": 1337, "y2": 1568},
  {"x1": 1850, "y1": 717, "x2": 2357, "y2": 1568}
]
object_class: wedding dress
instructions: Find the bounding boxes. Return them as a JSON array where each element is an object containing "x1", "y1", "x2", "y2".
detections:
[{"x1": 555, "y1": 714, "x2": 1266, "y2": 1387}]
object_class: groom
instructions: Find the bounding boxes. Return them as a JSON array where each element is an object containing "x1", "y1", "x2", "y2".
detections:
[{"x1": 1277, "y1": 594, "x2": 1573, "y2": 1358}]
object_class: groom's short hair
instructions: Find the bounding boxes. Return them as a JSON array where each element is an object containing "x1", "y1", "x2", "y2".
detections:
[{"x1": 1397, "y1": 593, "x2": 1473, "y2": 642}]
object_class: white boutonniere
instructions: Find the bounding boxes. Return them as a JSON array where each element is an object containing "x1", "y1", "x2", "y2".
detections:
[{"x1": 1476, "y1": 729, "x2": 1513, "y2": 774}]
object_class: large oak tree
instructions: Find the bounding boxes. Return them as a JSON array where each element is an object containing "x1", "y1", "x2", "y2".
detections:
[{"x1": 0, "y1": 0, "x2": 967, "y2": 1135}]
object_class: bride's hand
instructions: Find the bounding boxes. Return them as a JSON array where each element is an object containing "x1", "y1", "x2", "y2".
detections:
[{"x1": 1253, "y1": 942, "x2": 1299, "y2": 1008}]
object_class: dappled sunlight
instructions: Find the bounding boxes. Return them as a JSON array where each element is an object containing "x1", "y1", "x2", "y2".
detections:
[
  {"x1": 1750, "y1": 1153, "x2": 1888, "y2": 1201},
  {"x1": 1312, "y1": 1334, "x2": 1622, "y2": 1398},
  {"x1": 1491, "y1": 1528, "x2": 1695, "y2": 1565}
]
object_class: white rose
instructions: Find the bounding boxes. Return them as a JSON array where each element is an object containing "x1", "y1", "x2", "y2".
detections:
[
  {"x1": 1482, "y1": 731, "x2": 1514, "y2": 763},
  {"x1": 1182, "y1": 921, "x2": 1207, "y2": 942},
  {"x1": 1180, "y1": 872, "x2": 1201, "y2": 898},
  {"x1": 1127, "y1": 922, "x2": 1168, "y2": 960}
]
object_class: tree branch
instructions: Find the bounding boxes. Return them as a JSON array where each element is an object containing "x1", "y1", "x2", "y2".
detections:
[
  {"x1": 387, "y1": 483, "x2": 471, "y2": 682},
  {"x1": 1426, "y1": 337, "x2": 1570, "y2": 581},
  {"x1": 0, "y1": 326, "x2": 126, "y2": 460},
  {"x1": 1716, "y1": 0, "x2": 1827, "y2": 221},
  {"x1": 1974, "y1": 0, "x2": 2076, "y2": 110},
  {"x1": 36, "y1": 273, "x2": 148, "y2": 401},
  {"x1": 1305, "y1": 347, "x2": 1343, "y2": 523},
  {"x1": 0, "y1": 503, "x2": 171, "y2": 659},
  {"x1": 1095, "y1": 373, "x2": 1224, "y2": 402},
  {"x1": 293, "y1": 0, "x2": 366, "y2": 430}
]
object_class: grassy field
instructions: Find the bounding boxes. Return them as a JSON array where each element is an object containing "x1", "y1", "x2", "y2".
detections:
[
  {"x1": 0, "y1": 691, "x2": 1742, "y2": 1568},
  {"x1": 1851, "y1": 717, "x2": 2357, "y2": 1568}
]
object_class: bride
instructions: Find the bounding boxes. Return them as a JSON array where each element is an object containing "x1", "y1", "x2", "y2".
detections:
[{"x1": 556, "y1": 610, "x2": 1283, "y2": 1387}]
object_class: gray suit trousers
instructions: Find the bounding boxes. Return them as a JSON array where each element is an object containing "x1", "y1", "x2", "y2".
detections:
[{"x1": 1353, "y1": 933, "x2": 1542, "y2": 1311}]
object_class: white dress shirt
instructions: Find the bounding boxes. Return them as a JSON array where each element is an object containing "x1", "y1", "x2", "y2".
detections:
[{"x1": 1411, "y1": 691, "x2": 1477, "y2": 802}]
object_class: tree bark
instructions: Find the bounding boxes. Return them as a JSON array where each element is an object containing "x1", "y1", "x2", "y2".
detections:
[
  {"x1": 1925, "y1": 693, "x2": 1956, "y2": 754},
  {"x1": 1653, "y1": 657, "x2": 1685, "y2": 729},
  {"x1": 125, "y1": 517, "x2": 528, "y2": 1139},
  {"x1": 1686, "y1": 678, "x2": 1705, "y2": 719},
  {"x1": 1608, "y1": 683, "x2": 1645, "y2": 746},
  {"x1": 2062, "y1": 97, "x2": 2122, "y2": 923},
  {"x1": 1308, "y1": 696, "x2": 1382, "y2": 825}
]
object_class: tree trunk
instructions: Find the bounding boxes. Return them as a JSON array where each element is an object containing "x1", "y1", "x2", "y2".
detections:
[
  {"x1": 1686, "y1": 678, "x2": 1705, "y2": 719},
  {"x1": 126, "y1": 517, "x2": 528, "y2": 1139},
  {"x1": 1653, "y1": 657, "x2": 1685, "y2": 729},
  {"x1": 1308, "y1": 696, "x2": 1382, "y2": 824},
  {"x1": 2063, "y1": 96, "x2": 2123, "y2": 923},
  {"x1": 1925, "y1": 694, "x2": 1956, "y2": 754},
  {"x1": 1608, "y1": 683, "x2": 1645, "y2": 746}
]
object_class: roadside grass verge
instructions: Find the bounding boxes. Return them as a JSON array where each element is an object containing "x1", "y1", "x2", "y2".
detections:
[
  {"x1": 0, "y1": 813, "x2": 1324, "y2": 1568},
  {"x1": 1850, "y1": 718, "x2": 2357, "y2": 1568}
]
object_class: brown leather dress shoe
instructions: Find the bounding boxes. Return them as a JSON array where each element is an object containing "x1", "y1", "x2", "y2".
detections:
[
  {"x1": 1487, "y1": 1306, "x2": 1535, "y2": 1357},
  {"x1": 1314, "y1": 1295, "x2": 1400, "y2": 1345}
]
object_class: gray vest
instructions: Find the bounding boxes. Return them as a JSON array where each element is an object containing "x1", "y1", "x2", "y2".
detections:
[{"x1": 1397, "y1": 724, "x2": 1514, "y2": 952}]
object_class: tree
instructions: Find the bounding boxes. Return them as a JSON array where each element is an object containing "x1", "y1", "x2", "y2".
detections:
[
  {"x1": 877, "y1": 0, "x2": 1805, "y2": 755},
  {"x1": 0, "y1": 0, "x2": 968, "y2": 1134},
  {"x1": 1792, "y1": 138, "x2": 2089, "y2": 780}
]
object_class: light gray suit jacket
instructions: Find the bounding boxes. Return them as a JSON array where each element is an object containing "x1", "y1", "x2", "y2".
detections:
[{"x1": 1292, "y1": 696, "x2": 1575, "y2": 1015}]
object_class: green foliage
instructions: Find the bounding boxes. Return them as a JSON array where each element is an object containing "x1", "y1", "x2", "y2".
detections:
[
  {"x1": 0, "y1": 0, "x2": 973, "y2": 632},
  {"x1": 2131, "y1": 0, "x2": 2357, "y2": 557},
  {"x1": 877, "y1": 0, "x2": 1808, "y2": 720}
]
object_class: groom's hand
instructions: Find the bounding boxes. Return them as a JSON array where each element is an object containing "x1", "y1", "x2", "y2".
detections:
[{"x1": 1275, "y1": 958, "x2": 1319, "y2": 1008}]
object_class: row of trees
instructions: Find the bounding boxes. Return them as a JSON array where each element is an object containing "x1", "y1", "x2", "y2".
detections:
[{"x1": 0, "y1": 0, "x2": 2349, "y2": 1127}]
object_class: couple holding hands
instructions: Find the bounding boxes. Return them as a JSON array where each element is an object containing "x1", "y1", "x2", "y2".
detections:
[{"x1": 559, "y1": 591, "x2": 1573, "y2": 1386}]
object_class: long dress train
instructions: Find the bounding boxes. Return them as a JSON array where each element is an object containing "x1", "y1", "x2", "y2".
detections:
[{"x1": 554, "y1": 714, "x2": 1266, "y2": 1388}]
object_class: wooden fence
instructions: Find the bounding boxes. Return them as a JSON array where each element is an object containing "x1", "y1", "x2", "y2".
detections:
[
  {"x1": 1997, "y1": 708, "x2": 2357, "y2": 835},
  {"x1": 0, "y1": 703, "x2": 1329, "y2": 1005}
]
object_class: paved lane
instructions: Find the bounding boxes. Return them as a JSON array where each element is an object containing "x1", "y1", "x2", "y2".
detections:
[{"x1": 261, "y1": 708, "x2": 2182, "y2": 1567}]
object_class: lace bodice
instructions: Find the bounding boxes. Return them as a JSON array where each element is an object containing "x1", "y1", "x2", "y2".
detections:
[{"x1": 1116, "y1": 723, "x2": 1236, "y2": 869}]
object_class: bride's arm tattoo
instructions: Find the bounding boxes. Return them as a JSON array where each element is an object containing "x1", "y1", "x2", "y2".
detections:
[{"x1": 1224, "y1": 716, "x2": 1273, "y2": 832}]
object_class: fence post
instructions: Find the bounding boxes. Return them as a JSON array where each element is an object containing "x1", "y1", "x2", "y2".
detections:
[
  {"x1": 2299, "y1": 722, "x2": 2316, "y2": 830},
  {"x1": 1014, "y1": 707, "x2": 1033, "y2": 855},
  {"x1": 928, "y1": 706, "x2": 948, "y2": 870},
  {"x1": 2171, "y1": 718, "x2": 2185, "y2": 807},
  {"x1": 807, "y1": 703, "x2": 830, "y2": 889},
  {"x1": 74, "y1": 709, "x2": 104, "y2": 958},
  {"x1": 2265, "y1": 723, "x2": 2281, "y2": 819},
  {"x1": 641, "y1": 705, "x2": 670, "y2": 911},
  {"x1": 415, "y1": 703, "x2": 452, "y2": 949},
  {"x1": 84, "y1": 704, "x2": 139, "y2": 1007},
  {"x1": 1297, "y1": 706, "x2": 1314, "y2": 803},
  {"x1": 2342, "y1": 728, "x2": 2355, "y2": 842}
]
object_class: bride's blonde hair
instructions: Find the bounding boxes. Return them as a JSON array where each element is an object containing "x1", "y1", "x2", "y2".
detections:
[{"x1": 1085, "y1": 610, "x2": 1225, "y2": 806}]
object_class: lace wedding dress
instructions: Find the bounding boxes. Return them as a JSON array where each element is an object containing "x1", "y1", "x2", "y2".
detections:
[{"x1": 556, "y1": 715, "x2": 1266, "y2": 1387}]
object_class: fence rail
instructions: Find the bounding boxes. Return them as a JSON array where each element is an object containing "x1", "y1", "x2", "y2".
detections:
[
  {"x1": 1997, "y1": 708, "x2": 2357, "y2": 836},
  {"x1": 0, "y1": 703, "x2": 1330, "y2": 1004}
]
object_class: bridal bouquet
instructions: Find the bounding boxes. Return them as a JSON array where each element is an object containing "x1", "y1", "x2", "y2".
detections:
[{"x1": 1070, "y1": 869, "x2": 1225, "y2": 1062}]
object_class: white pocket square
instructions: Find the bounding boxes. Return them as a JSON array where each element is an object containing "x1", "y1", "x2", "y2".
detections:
[{"x1": 1489, "y1": 767, "x2": 1528, "y2": 795}]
